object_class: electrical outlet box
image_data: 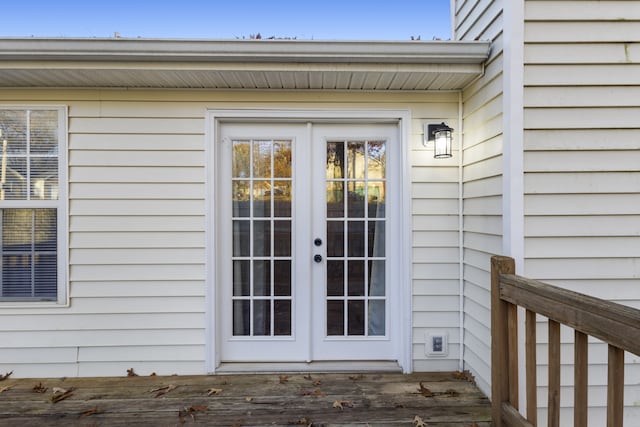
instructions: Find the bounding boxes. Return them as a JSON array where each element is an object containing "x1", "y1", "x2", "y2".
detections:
[{"x1": 425, "y1": 332, "x2": 448, "y2": 357}]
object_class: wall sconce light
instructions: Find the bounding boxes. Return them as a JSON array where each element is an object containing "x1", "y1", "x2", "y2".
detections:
[{"x1": 425, "y1": 122, "x2": 453, "y2": 159}]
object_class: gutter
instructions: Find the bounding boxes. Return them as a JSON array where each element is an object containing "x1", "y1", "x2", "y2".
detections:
[{"x1": 0, "y1": 38, "x2": 491, "y2": 65}]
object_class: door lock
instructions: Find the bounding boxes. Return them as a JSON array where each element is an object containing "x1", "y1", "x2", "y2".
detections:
[
  {"x1": 314, "y1": 254, "x2": 323, "y2": 263},
  {"x1": 314, "y1": 238, "x2": 322, "y2": 246}
]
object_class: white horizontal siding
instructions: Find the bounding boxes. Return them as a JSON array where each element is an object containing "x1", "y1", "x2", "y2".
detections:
[
  {"x1": 456, "y1": 0, "x2": 506, "y2": 398},
  {"x1": 523, "y1": 0, "x2": 640, "y2": 423},
  {"x1": 0, "y1": 89, "x2": 462, "y2": 377}
]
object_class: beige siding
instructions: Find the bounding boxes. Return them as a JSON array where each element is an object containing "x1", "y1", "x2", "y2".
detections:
[
  {"x1": 0, "y1": 89, "x2": 461, "y2": 376},
  {"x1": 524, "y1": 0, "x2": 640, "y2": 424},
  {"x1": 455, "y1": 0, "x2": 505, "y2": 395}
]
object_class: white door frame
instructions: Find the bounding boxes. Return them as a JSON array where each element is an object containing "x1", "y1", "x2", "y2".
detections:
[{"x1": 205, "y1": 109, "x2": 413, "y2": 373}]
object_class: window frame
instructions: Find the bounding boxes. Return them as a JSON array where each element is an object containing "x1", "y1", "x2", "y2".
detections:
[{"x1": 0, "y1": 106, "x2": 68, "y2": 307}]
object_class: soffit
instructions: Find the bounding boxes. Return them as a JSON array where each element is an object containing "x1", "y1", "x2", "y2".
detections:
[{"x1": 0, "y1": 38, "x2": 491, "y2": 91}]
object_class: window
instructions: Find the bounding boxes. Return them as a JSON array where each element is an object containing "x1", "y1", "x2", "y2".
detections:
[{"x1": 0, "y1": 107, "x2": 66, "y2": 303}]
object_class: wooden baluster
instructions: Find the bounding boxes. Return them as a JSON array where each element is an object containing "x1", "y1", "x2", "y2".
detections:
[
  {"x1": 548, "y1": 320, "x2": 561, "y2": 427},
  {"x1": 526, "y1": 309, "x2": 537, "y2": 426},
  {"x1": 574, "y1": 330, "x2": 588, "y2": 427},
  {"x1": 508, "y1": 303, "x2": 519, "y2": 408},
  {"x1": 607, "y1": 345, "x2": 624, "y2": 427}
]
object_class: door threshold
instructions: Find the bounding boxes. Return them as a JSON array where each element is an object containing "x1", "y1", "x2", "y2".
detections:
[{"x1": 215, "y1": 361, "x2": 402, "y2": 374}]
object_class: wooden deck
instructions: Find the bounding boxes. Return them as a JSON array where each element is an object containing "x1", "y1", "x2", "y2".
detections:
[{"x1": 0, "y1": 371, "x2": 490, "y2": 426}]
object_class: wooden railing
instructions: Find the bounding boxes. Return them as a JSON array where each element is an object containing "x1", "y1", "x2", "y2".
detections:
[{"x1": 491, "y1": 255, "x2": 640, "y2": 427}]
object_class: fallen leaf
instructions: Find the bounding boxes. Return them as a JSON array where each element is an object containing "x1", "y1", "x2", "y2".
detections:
[
  {"x1": 51, "y1": 388, "x2": 74, "y2": 403},
  {"x1": 0, "y1": 371, "x2": 12, "y2": 381},
  {"x1": 150, "y1": 384, "x2": 177, "y2": 398},
  {"x1": 207, "y1": 388, "x2": 223, "y2": 396},
  {"x1": 303, "y1": 374, "x2": 313, "y2": 380},
  {"x1": 301, "y1": 388, "x2": 325, "y2": 397},
  {"x1": 417, "y1": 382, "x2": 433, "y2": 397},
  {"x1": 287, "y1": 417, "x2": 312, "y2": 425},
  {"x1": 150, "y1": 372, "x2": 157, "y2": 376},
  {"x1": 244, "y1": 396, "x2": 253, "y2": 402},
  {"x1": 332, "y1": 400, "x2": 353, "y2": 410},
  {"x1": 452, "y1": 370, "x2": 476, "y2": 383},
  {"x1": 348, "y1": 374, "x2": 364, "y2": 381},
  {"x1": 79, "y1": 407, "x2": 104, "y2": 417},
  {"x1": 0, "y1": 385, "x2": 13, "y2": 394},
  {"x1": 413, "y1": 415, "x2": 427, "y2": 427},
  {"x1": 279, "y1": 375, "x2": 289, "y2": 384},
  {"x1": 32, "y1": 383, "x2": 48, "y2": 393},
  {"x1": 126, "y1": 368, "x2": 138, "y2": 377},
  {"x1": 178, "y1": 405, "x2": 208, "y2": 422},
  {"x1": 312, "y1": 380, "x2": 322, "y2": 386}
]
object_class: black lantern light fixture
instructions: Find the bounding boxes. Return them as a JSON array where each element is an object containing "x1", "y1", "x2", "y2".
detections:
[{"x1": 425, "y1": 122, "x2": 454, "y2": 159}]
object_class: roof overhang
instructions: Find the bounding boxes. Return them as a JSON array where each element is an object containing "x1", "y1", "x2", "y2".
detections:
[{"x1": 0, "y1": 38, "x2": 491, "y2": 90}]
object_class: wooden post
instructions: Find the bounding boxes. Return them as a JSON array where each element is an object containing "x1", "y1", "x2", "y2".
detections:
[
  {"x1": 491, "y1": 255, "x2": 515, "y2": 427},
  {"x1": 607, "y1": 345, "x2": 624, "y2": 427}
]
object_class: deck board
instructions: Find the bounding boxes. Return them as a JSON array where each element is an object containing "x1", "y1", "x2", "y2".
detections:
[{"x1": 0, "y1": 372, "x2": 491, "y2": 426}]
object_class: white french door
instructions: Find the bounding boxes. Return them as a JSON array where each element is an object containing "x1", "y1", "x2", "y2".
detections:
[{"x1": 216, "y1": 121, "x2": 399, "y2": 363}]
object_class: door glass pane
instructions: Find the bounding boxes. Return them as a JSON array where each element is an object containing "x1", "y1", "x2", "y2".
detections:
[
  {"x1": 274, "y1": 300, "x2": 292, "y2": 335},
  {"x1": 368, "y1": 300, "x2": 385, "y2": 336},
  {"x1": 253, "y1": 299, "x2": 271, "y2": 336},
  {"x1": 233, "y1": 260, "x2": 250, "y2": 296},
  {"x1": 325, "y1": 139, "x2": 387, "y2": 337},
  {"x1": 348, "y1": 300, "x2": 365, "y2": 335},
  {"x1": 327, "y1": 300, "x2": 344, "y2": 336},
  {"x1": 326, "y1": 182, "x2": 344, "y2": 218},
  {"x1": 231, "y1": 138, "x2": 293, "y2": 338},
  {"x1": 253, "y1": 260, "x2": 270, "y2": 296},
  {"x1": 326, "y1": 260, "x2": 344, "y2": 296},
  {"x1": 326, "y1": 221, "x2": 344, "y2": 257},
  {"x1": 253, "y1": 141, "x2": 272, "y2": 178},
  {"x1": 273, "y1": 220, "x2": 291, "y2": 257}
]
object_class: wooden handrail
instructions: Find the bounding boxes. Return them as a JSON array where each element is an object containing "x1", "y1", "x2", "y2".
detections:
[{"x1": 491, "y1": 255, "x2": 640, "y2": 427}]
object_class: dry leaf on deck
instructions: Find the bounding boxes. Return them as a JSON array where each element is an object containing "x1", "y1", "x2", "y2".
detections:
[
  {"x1": 332, "y1": 400, "x2": 353, "y2": 410},
  {"x1": 279, "y1": 375, "x2": 289, "y2": 384},
  {"x1": 126, "y1": 368, "x2": 138, "y2": 377},
  {"x1": 288, "y1": 417, "x2": 312, "y2": 425},
  {"x1": 51, "y1": 388, "x2": 74, "y2": 403},
  {"x1": 301, "y1": 388, "x2": 325, "y2": 397},
  {"x1": 413, "y1": 415, "x2": 427, "y2": 427},
  {"x1": 32, "y1": 383, "x2": 48, "y2": 393},
  {"x1": 0, "y1": 371, "x2": 12, "y2": 381},
  {"x1": 348, "y1": 374, "x2": 364, "y2": 381},
  {"x1": 417, "y1": 382, "x2": 433, "y2": 397},
  {"x1": 303, "y1": 374, "x2": 313, "y2": 380},
  {"x1": 207, "y1": 388, "x2": 223, "y2": 396},
  {"x1": 0, "y1": 385, "x2": 13, "y2": 394},
  {"x1": 452, "y1": 370, "x2": 475, "y2": 383},
  {"x1": 312, "y1": 380, "x2": 321, "y2": 386},
  {"x1": 151, "y1": 384, "x2": 177, "y2": 398},
  {"x1": 79, "y1": 407, "x2": 104, "y2": 417},
  {"x1": 178, "y1": 405, "x2": 208, "y2": 422},
  {"x1": 245, "y1": 396, "x2": 253, "y2": 402}
]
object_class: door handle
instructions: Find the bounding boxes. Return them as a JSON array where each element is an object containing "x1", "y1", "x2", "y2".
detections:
[{"x1": 314, "y1": 254, "x2": 323, "y2": 263}]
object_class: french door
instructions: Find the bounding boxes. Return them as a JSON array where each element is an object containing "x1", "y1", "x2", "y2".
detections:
[{"x1": 217, "y1": 121, "x2": 399, "y2": 363}]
